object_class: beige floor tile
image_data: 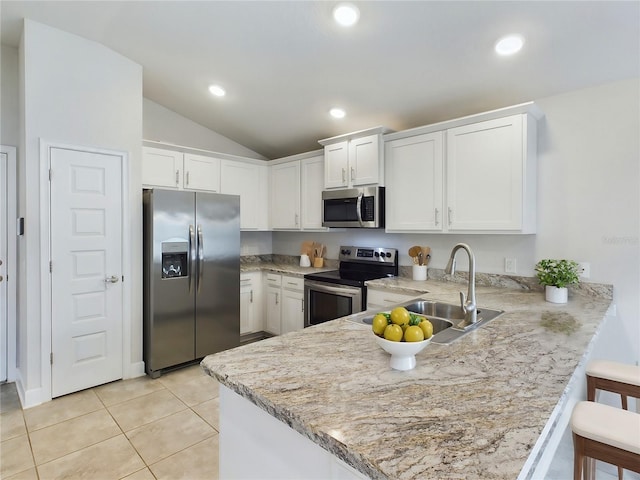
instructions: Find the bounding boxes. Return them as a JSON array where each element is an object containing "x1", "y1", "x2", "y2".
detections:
[
  {"x1": 36, "y1": 434, "x2": 145, "y2": 480},
  {"x1": 120, "y1": 467, "x2": 156, "y2": 480},
  {"x1": 126, "y1": 408, "x2": 216, "y2": 465},
  {"x1": 4, "y1": 467, "x2": 38, "y2": 480},
  {"x1": 1, "y1": 408, "x2": 27, "y2": 441},
  {"x1": 157, "y1": 363, "x2": 208, "y2": 390},
  {"x1": 30, "y1": 409, "x2": 121, "y2": 465},
  {"x1": 94, "y1": 376, "x2": 166, "y2": 407},
  {"x1": 23, "y1": 389, "x2": 103, "y2": 432},
  {"x1": 108, "y1": 389, "x2": 186, "y2": 432},
  {"x1": 168, "y1": 374, "x2": 219, "y2": 407},
  {"x1": 0, "y1": 383, "x2": 22, "y2": 413},
  {"x1": 150, "y1": 435, "x2": 219, "y2": 480},
  {"x1": 0, "y1": 434, "x2": 35, "y2": 478},
  {"x1": 192, "y1": 397, "x2": 219, "y2": 431}
]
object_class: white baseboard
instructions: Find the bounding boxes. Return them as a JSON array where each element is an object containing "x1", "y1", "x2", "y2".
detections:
[
  {"x1": 126, "y1": 361, "x2": 146, "y2": 379},
  {"x1": 15, "y1": 369, "x2": 46, "y2": 409}
]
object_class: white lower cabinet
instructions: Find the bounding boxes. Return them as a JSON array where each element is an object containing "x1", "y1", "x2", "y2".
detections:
[
  {"x1": 263, "y1": 273, "x2": 304, "y2": 335},
  {"x1": 240, "y1": 272, "x2": 263, "y2": 335},
  {"x1": 281, "y1": 276, "x2": 305, "y2": 334},
  {"x1": 366, "y1": 289, "x2": 418, "y2": 310}
]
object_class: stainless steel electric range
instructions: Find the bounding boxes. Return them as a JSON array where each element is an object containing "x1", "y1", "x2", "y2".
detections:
[{"x1": 303, "y1": 246, "x2": 398, "y2": 327}]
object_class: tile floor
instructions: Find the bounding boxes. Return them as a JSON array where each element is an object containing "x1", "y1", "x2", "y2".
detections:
[{"x1": 0, "y1": 364, "x2": 220, "y2": 480}]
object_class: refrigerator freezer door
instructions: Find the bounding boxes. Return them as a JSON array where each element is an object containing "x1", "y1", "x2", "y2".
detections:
[
  {"x1": 195, "y1": 192, "x2": 240, "y2": 358},
  {"x1": 144, "y1": 189, "x2": 196, "y2": 374}
]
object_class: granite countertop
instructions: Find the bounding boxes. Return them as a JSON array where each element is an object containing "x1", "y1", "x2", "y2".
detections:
[
  {"x1": 202, "y1": 279, "x2": 613, "y2": 479},
  {"x1": 240, "y1": 259, "x2": 337, "y2": 277}
]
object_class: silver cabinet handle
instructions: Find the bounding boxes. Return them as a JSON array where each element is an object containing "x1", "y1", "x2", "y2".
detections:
[
  {"x1": 175, "y1": 170, "x2": 180, "y2": 186},
  {"x1": 350, "y1": 167, "x2": 355, "y2": 181},
  {"x1": 341, "y1": 168, "x2": 346, "y2": 183},
  {"x1": 250, "y1": 290, "x2": 253, "y2": 303},
  {"x1": 448, "y1": 207, "x2": 453, "y2": 226},
  {"x1": 275, "y1": 293, "x2": 279, "y2": 305},
  {"x1": 186, "y1": 171, "x2": 190, "y2": 186},
  {"x1": 105, "y1": 275, "x2": 119, "y2": 283},
  {"x1": 435, "y1": 208, "x2": 439, "y2": 226},
  {"x1": 295, "y1": 213, "x2": 299, "y2": 227},
  {"x1": 301, "y1": 299, "x2": 304, "y2": 312}
]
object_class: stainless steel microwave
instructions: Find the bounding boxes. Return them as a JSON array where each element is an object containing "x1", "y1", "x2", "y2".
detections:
[{"x1": 322, "y1": 186, "x2": 385, "y2": 228}]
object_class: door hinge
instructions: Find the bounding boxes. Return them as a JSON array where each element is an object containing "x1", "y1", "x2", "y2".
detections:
[
  {"x1": 122, "y1": 275, "x2": 124, "y2": 282},
  {"x1": 50, "y1": 352, "x2": 53, "y2": 365},
  {"x1": 49, "y1": 261, "x2": 52, "y2": 273},
  {"x1": 49, "y1": 169, "x2": 52, "y2": 181}
]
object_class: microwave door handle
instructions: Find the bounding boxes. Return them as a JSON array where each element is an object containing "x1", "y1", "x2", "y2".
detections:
[
  {"x1": 188, "y1": 225, "x2": 195, "y2": 293},
  {"x1": 356, "y1": 193, "x2": 364, "y2": 226}
]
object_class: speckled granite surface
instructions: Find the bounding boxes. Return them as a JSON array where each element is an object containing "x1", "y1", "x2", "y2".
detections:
[
  {"x1": 202, "y1": 279, "x2": 613, "y2": 480},
  {"x1": 240, "y1": 255, "x2": 337, "y2": 276}
]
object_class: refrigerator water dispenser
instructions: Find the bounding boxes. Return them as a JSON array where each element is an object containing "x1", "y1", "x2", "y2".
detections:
[{"x1": 161, "y1": 241, "x2": 188, "y2": 278}]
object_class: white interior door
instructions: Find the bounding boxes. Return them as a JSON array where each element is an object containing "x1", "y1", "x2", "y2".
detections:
[
  {"x1": 50, "y1": 147, "x2": 123, "y2": 398},
  {"x1": 0, "y1": 151, "x2": 7, "y2": 382}
]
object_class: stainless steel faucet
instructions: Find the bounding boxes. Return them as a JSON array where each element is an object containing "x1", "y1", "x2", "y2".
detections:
[{"x1": 445, "y1": 243, "x2": 477, "y2": 328}]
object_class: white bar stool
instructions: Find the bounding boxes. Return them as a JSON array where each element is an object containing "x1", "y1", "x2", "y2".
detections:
[
  {"x1": 570, "y1": 401, "x2": 640, "y2": 480},
  {"x1": 580, "y1": 360, "x2": 640, "y2": 479}
]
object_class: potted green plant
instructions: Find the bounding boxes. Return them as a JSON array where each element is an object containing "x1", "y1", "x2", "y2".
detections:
[{"x1": 534, "y1": 259, "x2": 580, "y2": 303}]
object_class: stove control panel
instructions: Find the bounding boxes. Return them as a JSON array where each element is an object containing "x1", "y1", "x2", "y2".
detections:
[{"x1": 339, "y1": 246, "x2": 398, "y2": 265}]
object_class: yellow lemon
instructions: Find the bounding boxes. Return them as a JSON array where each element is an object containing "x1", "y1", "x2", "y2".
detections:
[
  {"x1": 372, "y1": 314, "x2": 388, "y2": 336},
  {"x1": 383, "y1": 324, "x2": 403, "y2": 342},
  {"x1": 419, "y1": 319, "x2": 434, "y2": 339},
  {"x1": 404, "y1": 325, "x2": 425, "y2": 342},
  {"x1": 390, "y1": 307, "x2": 411, "y2": 327}
]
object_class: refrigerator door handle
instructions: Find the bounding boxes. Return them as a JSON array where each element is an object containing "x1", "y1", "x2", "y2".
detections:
[
  {"x1": 189, "y1": 224, "x2": 195, "y2": 293},
  {"x1": 197, "y1": 224, "x2": 204, "y2": 293}
]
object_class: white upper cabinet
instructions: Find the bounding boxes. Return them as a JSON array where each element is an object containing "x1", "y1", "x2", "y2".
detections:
[
  {"x1": 270, "y1": 161, "x2": 301, "y2": 229},
  {"x1": 319, "y1": 127, "x2": 390, "y2": 189},
  {"x1": 142, "y1": 147, "x2": 220, "y2": 192},
  {"x1": 183, "y1": 153, "x2": 220, "y2": 192},
  {"x1": 446, "y1": 113, "x2": 536, "y2": 233},
  {"x1": 383, "y1": 103, "x2": 541, "y2": 234},
  {"x1": 385, "y1": 132, "x2": 444, "y2": 232},
  {"x1": 142, "y1": 147, "x2": 183, "y2": 189},
  {"x1": 221, "y1": 160, "x2": 269, "y2": 230},
  {"x1": 300, "y1": 154, "x2": 326, "y2": 230}
]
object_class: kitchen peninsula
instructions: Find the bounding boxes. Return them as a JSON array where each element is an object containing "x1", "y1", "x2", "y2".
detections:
[{"x1": 201, "y1": 279, "x2": 614, "y2": 479}]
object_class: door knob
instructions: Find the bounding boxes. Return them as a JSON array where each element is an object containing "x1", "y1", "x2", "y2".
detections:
[
  {"x1": 0, "y1": 275, "x2": 3, "y2": 282},
  {"x1": 105, "y1": 275, "x2": 119, "y2": 284}
]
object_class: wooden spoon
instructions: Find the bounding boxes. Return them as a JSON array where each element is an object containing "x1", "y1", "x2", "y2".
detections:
[
  {"x1": 422, "y1": 246, "x2": 431, "y2": 265},
  {"x1": 408, "y1": 246, "x2": 421, "y2": 264}
]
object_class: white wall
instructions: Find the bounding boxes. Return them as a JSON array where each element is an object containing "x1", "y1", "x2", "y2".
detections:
[
  {"x1": 1, "y1": 45, "x2": 20, "y2": 147},
  {"x1": 19, "y1": 19, "x2": 143, "y2": 406},
  {"x1": 273, "y1": 78, "x2": 640, "y2": 362},
  {"x1": 143, "y1": 98, "x2": 266, "y2": 160}
]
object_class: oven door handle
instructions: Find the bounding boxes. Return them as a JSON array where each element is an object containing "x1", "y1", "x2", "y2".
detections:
[{"x1": 304, "y1": 280, "x2": 361, "y2": 296}]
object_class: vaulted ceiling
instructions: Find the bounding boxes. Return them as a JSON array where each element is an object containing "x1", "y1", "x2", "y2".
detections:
[{"x1": 2, "y1": 1, "x2": 639, "y2": 158}]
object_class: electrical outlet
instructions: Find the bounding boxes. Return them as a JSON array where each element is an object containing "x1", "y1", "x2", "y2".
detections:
[
  {"x1": 504, "y1": 258, "x2": 517, "y2": 273},
  {"x1": 578, "y1": 262, "x2": 590, "y2": 279}
]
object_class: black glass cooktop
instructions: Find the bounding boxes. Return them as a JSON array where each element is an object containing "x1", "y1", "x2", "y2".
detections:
[{"x1": 304, "y1": 269, "x2": 393, "y2": 288}]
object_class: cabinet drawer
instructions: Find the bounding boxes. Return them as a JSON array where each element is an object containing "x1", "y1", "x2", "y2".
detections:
[
  {"x1": 281, "y1": 275, "x2": 304, "y2": 291},
  {"x1": 265, "y1": 273, "x2": 282, "y2": 287},
  {"x1": 366, "y1": 289, "x2": 417, "y2": 309}
]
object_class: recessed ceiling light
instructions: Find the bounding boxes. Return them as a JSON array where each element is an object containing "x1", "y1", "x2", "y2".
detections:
[
  {"x1": 208, "y1": 85, "x2": 226, "y2": 97},
  {"x1": 333, "y1": 3, "x2": 360, "y2": 27},
  {"x1": 495, "y1": 35, "x2": 524, "y2": 56},
  {"x1": 330, "y1": 108, "x2": 346, "y2": 119}
]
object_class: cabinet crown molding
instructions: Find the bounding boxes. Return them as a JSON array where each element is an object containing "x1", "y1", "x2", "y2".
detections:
[{"x1": 318, "y1": 126, "x2": 393, "y2": 146}]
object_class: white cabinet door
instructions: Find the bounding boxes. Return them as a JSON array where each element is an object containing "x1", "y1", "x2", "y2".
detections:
[
  {"x1": 240, "y1": 272, "x2": 263, "y2": 335},
  {"x1": 270, "y1": 161, "x2": 301, "y2": 229},
  {"x1": 221, "y1": 160, "x2": 269, "y2": 230},
  {"x1": 281, "y1": 289, "x2": 304, "y2": 334},
  {"x1": 385, "y1": 132, "x2": 444, "y2": 231},
  {"x1": 446, "y1": 114, "x2": 527, "y2": 231},
  {"x1": 265, "y1": 285, "x2": 281, "y2": 335},
  {"x1": 324, "y1": 141, "x2": 349, "y2": 189},
  {"x1": 142, "y1": 147, "x2": 182, "y2": 189},
  {"x1": 300, "y1": 155, "x2": 326, "y2": 230},
  {"x1": 183, "y1": 153, "x2": 220, "y2": 192},
  {"x1": 348, "y1": 133, "x2": 380, "y2": 186},
  {"x1": 240, "y1": 276, "x2": 253, "y2": 335}
]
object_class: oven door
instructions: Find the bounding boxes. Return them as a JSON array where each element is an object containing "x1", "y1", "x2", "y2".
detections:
[{"x1": 304, "y1": 280, "x2": 363, "y2": 327}]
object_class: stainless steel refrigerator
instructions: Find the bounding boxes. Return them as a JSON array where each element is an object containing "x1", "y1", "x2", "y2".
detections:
[{"x1": 143, "y1": 188, "x2": 240, "y2": 378}]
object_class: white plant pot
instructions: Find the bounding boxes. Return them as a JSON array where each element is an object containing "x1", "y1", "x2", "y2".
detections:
[{"x1": 545, "y1": 286, "x2": 568, "y2": 304}]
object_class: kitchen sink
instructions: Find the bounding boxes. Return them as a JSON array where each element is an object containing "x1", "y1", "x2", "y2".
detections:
[{"x1": 351, "y1": 299, "x2": 504, "y2": 344}]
